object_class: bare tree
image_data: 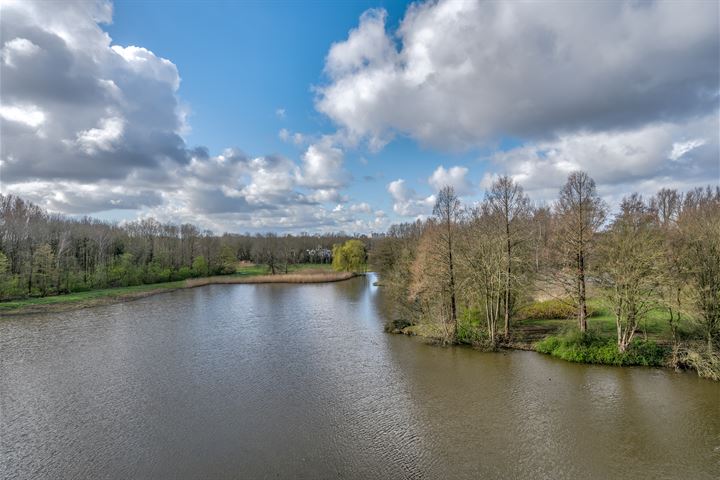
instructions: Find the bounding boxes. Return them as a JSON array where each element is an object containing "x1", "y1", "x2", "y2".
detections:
[
  {"x1": 678, "y1": 186, "x2": 720, "y2": 350},
  {"x1": 485, "y1": 175, "x2": 532, "y2": 338},
  {"x1": 432, "y1": 186, "x2": 462, "y2": 340},
  {"x1": 459, "y1": 206, "x2": 506, "y2": 346},
  {"x1": 554, "y1": 171, "x2": 607, "y2": 332},
  {"x1": 651, "y1": 188, "x2": 682, "y2": 228},
  {"x1": 597, "y1": 194, "x2": 663, "y2": 352},
  {"x1": 409, "y1": 222, "x2": 456, "y2": 343}
]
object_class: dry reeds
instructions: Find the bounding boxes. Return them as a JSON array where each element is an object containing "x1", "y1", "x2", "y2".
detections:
[{"x1": 184, "y1": 271, "x2": 355, "y2": 288}]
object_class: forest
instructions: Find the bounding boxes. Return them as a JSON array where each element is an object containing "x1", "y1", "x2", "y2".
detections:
[
  {"x1": 0, "y1": 194, "x2": 371, "y2": 300},
  {"x1": 372, "y1": 173, "x2": 720, "y2": 378}
]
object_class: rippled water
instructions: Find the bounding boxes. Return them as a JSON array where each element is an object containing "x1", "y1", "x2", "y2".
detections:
[{"x1": 1, "y1": 274, "x2": 718, "y2": 479}]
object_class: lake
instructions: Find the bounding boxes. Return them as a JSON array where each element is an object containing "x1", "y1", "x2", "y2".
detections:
[{"x1": 1, "y1": 274, "x2": 718, "y2": 479}]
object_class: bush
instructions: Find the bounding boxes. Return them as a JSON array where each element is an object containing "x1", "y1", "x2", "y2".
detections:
[
  {"x1": 456, "y1": 308, "x2": 491, "y2": 346},
  {"x1": 174, "y1": 266, "x2": 193, "y2": 280},
  {"x1": 536, "y1": 330, "x2": 667, "y2": 366},
  {"x1": 191, "y1": 256, "x2": 209, "y2": 277},
  {"x1": 519, "y1": 299, "x2": 577, "y2": 320}
]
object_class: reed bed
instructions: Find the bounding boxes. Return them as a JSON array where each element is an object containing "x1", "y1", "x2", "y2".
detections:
[{"x1": 185, "y1": 271, "x2": 355, "y2": 287}]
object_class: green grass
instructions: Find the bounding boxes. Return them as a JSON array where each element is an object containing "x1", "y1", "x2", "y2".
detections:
[
  {"x1": 535, "y1": 330, "x2": 668, "y2": 366},
  {"x1": 0, "y1": 281, "x2": 185, "y2": 311},
  {"x1": 518, "y1": 298, "x2": 682, "y2": 341},
  {"x1": 233, "y1": 263, "x2": 333, "y2": 276},
  {"x1": 0, "y1": 263, "x2": 335, "y2": 313}
]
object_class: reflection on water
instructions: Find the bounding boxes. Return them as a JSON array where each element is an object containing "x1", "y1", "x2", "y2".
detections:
[{"x1": 1, "y1": 274, "x2": 718, "y2": 479}]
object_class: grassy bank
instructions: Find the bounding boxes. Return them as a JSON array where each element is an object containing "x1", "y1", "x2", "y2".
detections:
[
  {"x1": 389, "y1": 297, "x2": 719, "y2": 379},
  {"x1": 0, "y1": 263, "x2": 348, "y2": 316}
]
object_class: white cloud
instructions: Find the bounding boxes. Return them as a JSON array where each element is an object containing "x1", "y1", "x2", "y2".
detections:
[
  {"x1": 428, "y1": 165, "x2": 473, "y2": 195},
  {"x1": 2, "y1": 37, "x2": 41, "y2": 67},
  {"x1": 325, "y1": 9, "x2": 396, "y2": 78},
  {"x1": 486, "y1": 115, "x2": 719, "y2": 203},
  {"x1": 75, "y1": 116, "x2": 125, "y2": 154},
  {"x1": 297, "y1": 137, "x2": 350, "y2": 189},
  {"x1": 0, "y1": 104, "x2": 45, "y2": 128},
  {"x1": 349, "y1": 202, "x2": 372, "y2": 214},
  {"x1": 317, "y1": 0, "x2": 719, "y2": 150},
  {"x1": 110, "y1": 45, "x2": 180, "y2": 90},
  {"x1": 388, "y1": 179, "x2": 435, "y2": 217},
  {"x1": 670, "y1": 139, "x2": 707, "y2": 161},
  {"x1": 278, "y1": 128, "x2": 305, "y2": 146},
  {"x1": 1, "y1": 0, "x2": 187, "y2": 182},
  {"x1": 275, "y1": 107, "x2": 286, "y2": 119}
]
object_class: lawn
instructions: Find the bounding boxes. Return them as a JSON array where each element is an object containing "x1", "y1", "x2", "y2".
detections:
[
  {"x1": 0, "y1": 281, "x2": 185, "y2": 311},
  {"x1": 0, "y1": 263, "x2": 336, "y2": 314},
  {"x1": 516, "y1": 298, "x2": 683, "y2": 342},
  {"x1": 233, "y1": 262, "x2": 333, "y2": 276}
]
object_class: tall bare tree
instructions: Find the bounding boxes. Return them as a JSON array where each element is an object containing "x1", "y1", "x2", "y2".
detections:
[
  {"x1": 433, "y1": 186, "x2": 462, "y2": 340},
  {"x1": 485, "y1": 176, "x2": 532, "y2": 338},
  {"x1": 554, "y1": 171, "x2": 607, "y2": 332},
  {"x1": 678, "y1": 187, "x2": 720, "y2": 350},
  {"x1": 459, "y1": 206, "x2": 506, "y2": 345}
]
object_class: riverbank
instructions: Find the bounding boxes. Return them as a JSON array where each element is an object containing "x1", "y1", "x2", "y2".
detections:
[
  {"x1": 0, "y1": 267, "x2": 355, "y2": 316},
  {"x1": 386, "y1": 305, "x2": 719, "y2": 380}
]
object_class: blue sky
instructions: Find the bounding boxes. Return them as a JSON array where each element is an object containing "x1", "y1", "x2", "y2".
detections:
[
  {"x1": 1, "y1": 0, "x2": 718, "y2": 232},
  {"x1": 105, "y1": 0, "x2": 479, "y2": 220}
]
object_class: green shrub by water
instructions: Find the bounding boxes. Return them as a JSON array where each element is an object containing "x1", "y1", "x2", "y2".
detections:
[{"x1": 535, "y1": 330, "x2": 667, "y2": 366}]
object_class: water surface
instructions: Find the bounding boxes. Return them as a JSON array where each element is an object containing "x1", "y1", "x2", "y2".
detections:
[{"x1": 1, "y1": 274, "x2": 718, "y2": 479}]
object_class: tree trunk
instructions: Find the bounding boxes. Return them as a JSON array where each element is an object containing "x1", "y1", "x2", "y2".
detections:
[
  {"x1": 504, "y1": 225, "x2": 511, "y2": 338},
  {"x1": 578, "y1": 250, "x2": 588, "y2": 332},
  {"x1": 448, "y1": 241, "x2": 457, "y2": 340}
]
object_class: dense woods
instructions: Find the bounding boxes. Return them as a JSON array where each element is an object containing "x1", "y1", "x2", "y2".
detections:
[
  {"x1": 0, "y1": 194, "x2": 371, "y2": 300},
  {"x1": 372, "y1": 173, "x2": 720, "y2": 378}
]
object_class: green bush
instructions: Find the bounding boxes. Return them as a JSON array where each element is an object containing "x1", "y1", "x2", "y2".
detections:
[
  {"x1": 174, "y1": 266, "x2": 193, "y2": 280},
  {"x1": 536, "y1": 330, "x2": 667, "y2": 366},
  {"x1": 456, "y1": 308, "x2": 490, "y2": 345}
]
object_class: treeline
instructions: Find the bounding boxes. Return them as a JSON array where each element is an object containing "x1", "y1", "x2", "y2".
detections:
[
  {"x1": 0, "y1": 194, "x2": 370, "y2": 300},
  {"x1": 372, "y1": 173, "x2": 720, "y2": 362}
]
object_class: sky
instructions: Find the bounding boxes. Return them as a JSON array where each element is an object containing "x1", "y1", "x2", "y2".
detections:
[{"x1": 1, "y1": 0, "x2": 719, "y2": 234}]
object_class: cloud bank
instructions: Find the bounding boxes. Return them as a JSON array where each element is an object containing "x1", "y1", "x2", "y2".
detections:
[{"x1": 0, "y1": 0, "x2": 384, "y2": 232}]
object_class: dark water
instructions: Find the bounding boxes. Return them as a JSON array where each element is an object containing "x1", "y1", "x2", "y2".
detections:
[{"x1": 1, "y1": 274, "x2": 718, "y2": 479}]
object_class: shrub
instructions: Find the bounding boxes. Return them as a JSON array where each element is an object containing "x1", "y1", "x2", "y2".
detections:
[
  {"x1": 456, "y1": 308, "x2": 491, "y2": 346},
  {"x1": 536, "y1": 330, "x2": 667, "y2": 366},
  {"x1": 519, "y1": 299, "x2": 577, "y2": 320},
  {"x1": 174, "y1": 266, "x2": 193, "y2": 280}
]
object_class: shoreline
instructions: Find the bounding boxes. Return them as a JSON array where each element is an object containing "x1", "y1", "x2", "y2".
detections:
[
  {"x1": 0, "y1": 271, "x2": 357, "y2": 317},
  {"x1": 387, "y1": 323, "x2": 716, "y2": 379}
]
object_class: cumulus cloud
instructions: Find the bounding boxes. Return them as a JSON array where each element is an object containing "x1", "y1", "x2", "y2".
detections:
[
  {"x1": 75, "y1": 116, "x2": 125, "y2": 154},
  {"x1": 485, "y1": 114, "x2": 720, "y2": 204},
  {"x1": 387, "y1": 179, "x2": 435, "y2": 217},
  {"x1": 0, "y1": 0, "x2": 190, "y2": 183},
  {"x1": 317, "y1": 0, "x2": 719, "y2": 150},
  {"x1": 297, "y1": 136, "x2": 350, "y2": 189},
  {"x1": 6, "y1": 180, "x2": 164, "y2": 214},
  {"x1": 428, "y1": 165, "x2": 473, "y2": 195},
  {"x1": 0, "y1": 1, "x2": 374, "y2": 233}
]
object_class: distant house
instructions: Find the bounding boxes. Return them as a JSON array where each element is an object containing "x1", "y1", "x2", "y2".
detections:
[{"x1": 305, "y1": 246, "x2": 332, "y2": 263}]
